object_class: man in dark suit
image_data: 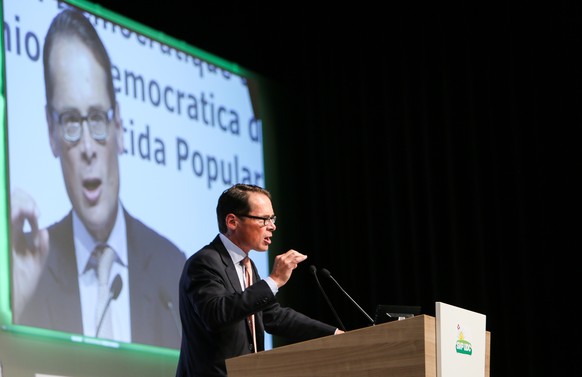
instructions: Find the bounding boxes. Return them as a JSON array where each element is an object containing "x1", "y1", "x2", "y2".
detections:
[
  {"x1": 10, "y1": 8, "x2": 185, "y2": 349},
  {"x1": 16, "y1": 209, "x2": 185, "y2": 348},
  {"x1": 176, "y1": 184, "x2": 344, "y2": 377}
]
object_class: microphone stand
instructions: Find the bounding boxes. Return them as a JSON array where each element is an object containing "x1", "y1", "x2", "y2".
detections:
[
  {"x1": 166, "y1": 300, "x2": 182, "y2": 336},
  {"x1": 96, "y1": 274, "x2": 123, "y2": 337},
  {"x1": 321, "y1": 268, "x2": 375, "y2": 326},
  {"x1": 310, "y1": 266, "x2": 346, "y2": 331}
]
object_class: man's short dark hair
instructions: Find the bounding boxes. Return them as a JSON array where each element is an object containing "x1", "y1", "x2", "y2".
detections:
[
  {"x1": 216, "y1": 184, "x2": 271, "y2": 234},
  {"x1": 43, "y1": 7, "x2": 116, "y2": 109}
]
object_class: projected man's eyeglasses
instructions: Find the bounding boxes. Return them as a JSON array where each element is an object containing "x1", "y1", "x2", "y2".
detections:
[{"x1": 50, "y1": 107, "x2": 114, "y2": 143}]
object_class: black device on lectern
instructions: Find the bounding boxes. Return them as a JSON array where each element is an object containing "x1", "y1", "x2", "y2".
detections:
[{"x1": 374, "y1": 305, "x2": 422, "y2": 324}]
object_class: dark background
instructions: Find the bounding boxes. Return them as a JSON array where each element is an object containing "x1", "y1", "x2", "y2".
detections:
[{"x1": 94, "y1": 1, "x2": 579, "y2": 375}]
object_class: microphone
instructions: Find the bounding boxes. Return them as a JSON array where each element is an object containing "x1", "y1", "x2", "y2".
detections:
[
  {"x1": 310, "y1": 265, "x2": 346, "y2": 331},
  {"x1": 160, "y1": 290, "x2": 182, "y2": 336},
  {"x1": 320, "y1": 268, "x2": 375, "y2": 326},
  {"x1": 96, "y1": 274, "x2": 123, "y2": 337}
]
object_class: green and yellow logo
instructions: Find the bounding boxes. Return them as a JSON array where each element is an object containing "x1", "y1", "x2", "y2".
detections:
[{"x1": 455, "y1": 324, "x2": 472, "y2": 355}]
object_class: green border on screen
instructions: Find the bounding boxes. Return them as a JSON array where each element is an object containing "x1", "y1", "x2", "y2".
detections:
[{"x1": 0, "y1": 0, "x2": 277, "y2": 357}]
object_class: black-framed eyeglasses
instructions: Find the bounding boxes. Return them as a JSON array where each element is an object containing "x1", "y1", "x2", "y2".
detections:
[
  {"x1": 50, "y1": 107, "x2": 114, "y2": 143},
  {"x1": 236, "y1": 214, "x2": 277, "y2": 227}
]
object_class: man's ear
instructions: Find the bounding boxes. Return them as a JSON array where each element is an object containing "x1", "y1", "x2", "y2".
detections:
[
  {"x1": 226, "y1": 213, "x2": 238, "y2": 230},
  {"x1": 114, "y1": 102, "x2": 124, "y2": 154},
  {"x1": 46, "y1": 105, "x2": 61, "y2": 157}
]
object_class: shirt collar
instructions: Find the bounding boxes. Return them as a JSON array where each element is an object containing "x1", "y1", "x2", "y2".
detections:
[
  {"x1": 219, "y1": 233, "x2": 247, "y2": 265},
  {"x1": 74, "y1": 201, "x2": 128, "y2": 276}
]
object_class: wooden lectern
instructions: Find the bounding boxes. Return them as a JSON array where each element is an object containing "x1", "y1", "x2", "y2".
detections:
[{"x1": 226, "y1": 314, "x2": 491, "y2": 377}]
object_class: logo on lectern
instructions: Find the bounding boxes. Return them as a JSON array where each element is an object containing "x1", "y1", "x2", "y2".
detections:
[{"x1": 455, "y1": 323, "x2": 473, "y2": 355}]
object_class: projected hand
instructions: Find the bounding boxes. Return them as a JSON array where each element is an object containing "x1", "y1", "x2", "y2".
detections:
[
  {"x1": 269, "y1": 249, "x2": 307, "y2": 288},
  {"x1": 10, "y1": 188, "x2": 50, "y2": 321}
]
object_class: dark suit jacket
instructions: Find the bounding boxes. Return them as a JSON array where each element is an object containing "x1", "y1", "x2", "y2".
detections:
[
  {"x1": 176, "y1": 235, "x2": 336, "y2": 377},
  {"x1": 17, "y1": 208, "x2": 186, "y2": 349}
]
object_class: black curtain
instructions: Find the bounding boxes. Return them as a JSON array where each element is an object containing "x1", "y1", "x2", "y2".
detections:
[
  {"x1": 260, "y1": 4, "x2": 579, "y2": 376},
  {"x1": 98, "y1": 1, "x2": 580, "y2": 375}
]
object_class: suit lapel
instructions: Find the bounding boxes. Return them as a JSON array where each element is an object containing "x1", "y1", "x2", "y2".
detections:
[
  {"x1": 211, "y1": 236, "x2": 267, "y2": 349},
  {"x1": 211, "y1": 235, "x2": 243, "y2": 293},
  {"x1": 46, "y1": 212, "x2": 84, "y2": 333},
  {"x1": 124, "y1": 209, "x2": 156, "y2": 341}
]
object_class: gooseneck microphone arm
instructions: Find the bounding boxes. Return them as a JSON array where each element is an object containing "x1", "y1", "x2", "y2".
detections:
[
  {"x1": 310, "y1": 265, "x2": 346, "y2": 331},
  {"x1": 320, "y1": 268, "x2": 375, "y2": 326},
  {"x1": 96, "y1": 274, "x2": 123, "y2": 337},
  {"x1": 160, "y1": 290, "x2": 182, "y2": 336}
]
